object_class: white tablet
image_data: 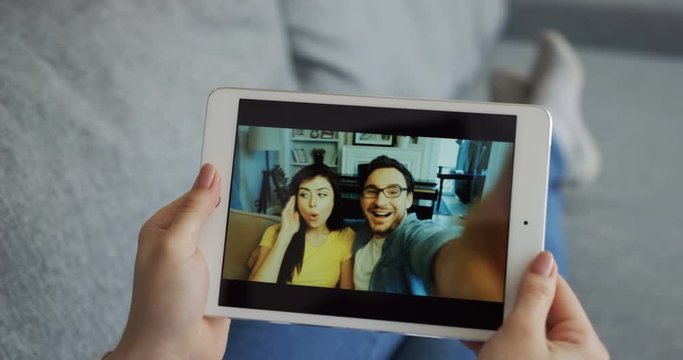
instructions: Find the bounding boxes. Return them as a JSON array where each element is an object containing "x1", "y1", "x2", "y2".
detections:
[{"x1": 200, "y1": 88, "x2": 551, "y2": 341}]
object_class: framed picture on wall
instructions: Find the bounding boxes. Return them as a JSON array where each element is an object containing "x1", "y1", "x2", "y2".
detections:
[
  {"x1": 293, "y1": 129, "x2": 305, "y2": 138},
  {"x1": 320, "y1": 131, "x2": 335, "y2": 139},
  {"x1": 353, "y1": 133, "x2": 394, "y2": 147}
]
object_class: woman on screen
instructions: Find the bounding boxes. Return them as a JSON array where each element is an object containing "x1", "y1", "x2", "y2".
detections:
[{"x1": 249, "y1": 163, "x2": 355, "y2": 289}]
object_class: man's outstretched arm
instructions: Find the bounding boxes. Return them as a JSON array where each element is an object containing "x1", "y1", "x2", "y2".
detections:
[{"x1": 433, "y1": 158, "x2": 512, "y2": 302}]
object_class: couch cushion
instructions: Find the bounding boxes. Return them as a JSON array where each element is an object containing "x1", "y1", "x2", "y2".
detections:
[
  {"x1": 0, "y1": 1, "x2": 296, "y2": 358},
  {"x1": 223, "y1": 210, "x2": 280, "y2": 280}
]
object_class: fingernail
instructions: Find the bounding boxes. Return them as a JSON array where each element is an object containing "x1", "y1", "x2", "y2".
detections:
[
  {"x1": 530, "y1": 251, "x2": 554, "y2": 276},
  {"x1": 194, "y1": 163, "x2": 215, "y2": 189}
]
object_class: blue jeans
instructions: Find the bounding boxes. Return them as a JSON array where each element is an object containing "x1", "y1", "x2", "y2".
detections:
[{"x1": 224, "y1": 141, "x2": 568, "y2": 360}]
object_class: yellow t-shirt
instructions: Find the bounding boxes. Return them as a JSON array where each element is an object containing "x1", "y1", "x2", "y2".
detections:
[{"x1": 259, "y1": 224, "x2": 355, "y2": 288}]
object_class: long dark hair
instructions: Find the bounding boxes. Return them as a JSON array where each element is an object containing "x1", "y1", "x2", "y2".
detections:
[{"x1": 277, "y1": 163, "x2": 344, "y2": 284}]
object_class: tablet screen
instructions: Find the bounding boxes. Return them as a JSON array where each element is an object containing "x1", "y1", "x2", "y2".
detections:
[{"x1": 220, "y1": 99, "x2": 515, "y2": 330}]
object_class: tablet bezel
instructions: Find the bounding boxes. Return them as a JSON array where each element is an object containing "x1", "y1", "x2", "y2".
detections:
[{"x1": 200, "y1": 88, "x2": 551, "y2": 341}]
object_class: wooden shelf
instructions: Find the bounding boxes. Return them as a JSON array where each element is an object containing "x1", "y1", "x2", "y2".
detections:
[
  {"x1": 292, "y1": 162, "x2": 338, "y2": 168},
  {"x1": 287, "y1": 130, "x2": 344, "y2": 178},
  {"x1": 291, "y1": 137, "x2": 339, "y2": 142}
]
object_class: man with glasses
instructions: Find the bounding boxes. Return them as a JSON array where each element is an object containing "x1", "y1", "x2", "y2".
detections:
[{"x1": 353, "y1": 155, "x2": 466, "y2": 295}]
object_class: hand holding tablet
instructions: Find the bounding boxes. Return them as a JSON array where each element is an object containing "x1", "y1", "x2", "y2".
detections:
[
  {"x1": 108, "y1": 87, "x2": 610, "y2": 355},
  {"x1": 469, "y1": 252, "x2": 609, "y2": 359},
  {"x1": 108, "y1": 164, "x2": 229, "y2": 359}
]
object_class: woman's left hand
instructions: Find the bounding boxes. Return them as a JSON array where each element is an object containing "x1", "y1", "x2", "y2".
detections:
[{"x1": 108, "y1": 164, "x2": 230, "y2": 359}]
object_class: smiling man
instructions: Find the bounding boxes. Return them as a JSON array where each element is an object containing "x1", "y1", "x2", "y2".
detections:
[{"x1": 353, "y1": 155, "x2": 461, "y2": 295}]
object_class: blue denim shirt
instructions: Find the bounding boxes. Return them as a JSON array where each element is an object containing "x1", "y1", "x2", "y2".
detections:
[{"x1": 351, "y1": 214, "x2": 462, "y2": 295}]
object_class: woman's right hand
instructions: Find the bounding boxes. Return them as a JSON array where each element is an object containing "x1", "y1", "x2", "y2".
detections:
[
  {"x1": 279, "y1": 196, "x2": 301, "y2": 237},
  {"x1": 467, "y1": 252, "x2": 609, "y2": 359}
]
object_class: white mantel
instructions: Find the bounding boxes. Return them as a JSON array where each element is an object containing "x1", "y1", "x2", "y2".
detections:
[{"x1": 340, "y1": 141, "x2": 438, "y2": 180}]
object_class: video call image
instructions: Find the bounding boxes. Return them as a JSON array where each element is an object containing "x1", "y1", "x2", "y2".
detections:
[{"x1": 222, "y1": 125, "x2": 514, "y2": 303}]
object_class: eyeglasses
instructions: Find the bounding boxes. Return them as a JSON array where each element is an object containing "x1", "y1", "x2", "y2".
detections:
[{"x1": 362, "y1": 186, "x2": 408, "y2": 199}]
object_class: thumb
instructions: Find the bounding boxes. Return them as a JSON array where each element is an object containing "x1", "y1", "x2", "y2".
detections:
[
  {"x1": 503, "y1": 251, "x2": 557, "y2": 339},
  {"x1": 167, "y1": 163, "x2": 221, "y2": 245}
]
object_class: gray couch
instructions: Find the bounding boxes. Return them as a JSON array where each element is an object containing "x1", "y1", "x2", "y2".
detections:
[{"x1": 0, "y1": 1, "x2": 505, "y2": 358}]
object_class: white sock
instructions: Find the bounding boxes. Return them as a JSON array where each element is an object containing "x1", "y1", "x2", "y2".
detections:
[
  {"x1": 529, "y1": 30, "x2": 601, "y2": 187},
  {"x1": 490, "y1": 31, "x2": 601, "y2": 187}
]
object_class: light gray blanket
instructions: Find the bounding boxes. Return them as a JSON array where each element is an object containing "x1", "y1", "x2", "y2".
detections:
[{"x1": 0, "y1": 1, "x2": 295, "y2": 357}]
